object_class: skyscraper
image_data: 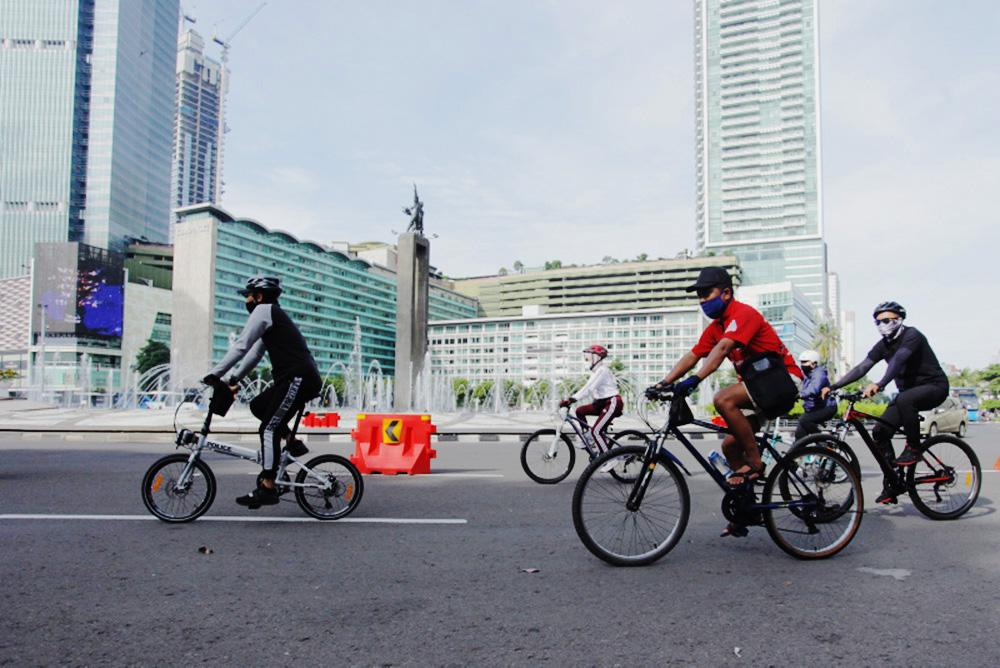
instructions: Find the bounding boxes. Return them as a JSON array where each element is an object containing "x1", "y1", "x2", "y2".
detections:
[
  {"x1": 694, "y1": 0, "x2": 828, "y2": 313},
  {"x1": 171, "y1": 26, "x2": 223, "y2": 213},
  {"x1": 0, "y1": 0, "x2": 178, "y2": 279}
]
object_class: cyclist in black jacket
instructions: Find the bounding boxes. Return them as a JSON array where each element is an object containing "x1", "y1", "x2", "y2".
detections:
[
  {"x1": 202, "y1": 276, "x2": 323, "y2": 509},
  {"x1": 823, "y1": 301, "x2": 949, "y2": 504}
]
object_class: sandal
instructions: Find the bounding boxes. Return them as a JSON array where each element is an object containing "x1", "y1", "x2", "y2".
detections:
[{"x1": 726, "y1": 463, "x2": 765, "y2": 487}]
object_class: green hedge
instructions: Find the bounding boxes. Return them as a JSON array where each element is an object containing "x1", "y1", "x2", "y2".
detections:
[
  {"x1": 701, "y1": 399, "x2": 886, "y2": 419},
  {"x1": 981, "y1": 399, "x2": 1000, "y2": 412}
]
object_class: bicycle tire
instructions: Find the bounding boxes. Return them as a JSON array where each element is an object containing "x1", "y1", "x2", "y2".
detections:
[
  {"x1": 141, "y1": 453, "x2": 216, "y2": 523},
  {"x1": 905, "y1": 435, "x2": 980, "y2": 520},
  {"x1": 520, "y1": 429, "x2": 576, "y2": 484},
  {"x1": 604, "y1": 430, "x2": 649, "y2": 483},
  {"x1": 572, "y1": 446, "x2": 690, "y2": 566},
  {"x1": 789, "y1": 433, "x2": 861, "y2": 477},
  {"x1": 763, "y1": 446, "x2": 863, "y2": 560},
  {"x1": 294, "y1": 454, "x2": 364, "y2": 520}
]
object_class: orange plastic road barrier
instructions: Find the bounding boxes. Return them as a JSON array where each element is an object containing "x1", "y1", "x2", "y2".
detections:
[
  {"x1": 302, "y1": 412, "x2": 340, "y2": 428},
  {"x1": 350, "y1": 414, "x2": 437, "y2": 475},
  {"x1": 994, "y1": 455, "x2": 1000, "y2": 471}
]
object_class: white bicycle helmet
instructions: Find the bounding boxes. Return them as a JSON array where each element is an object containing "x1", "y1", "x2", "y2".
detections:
[{"x1": 798, "y1": 349, "x2": 821, "y2": 365}]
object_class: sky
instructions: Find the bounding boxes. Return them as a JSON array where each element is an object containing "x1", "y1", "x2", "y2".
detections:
[{"x1": 184, "y1": 0, "x2": 999, "y2": 370}]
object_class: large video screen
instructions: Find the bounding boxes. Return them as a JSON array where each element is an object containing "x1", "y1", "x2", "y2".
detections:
[
  {"x1": 75, "y1": 245, "x2": 124, "y2": 339},
  {"x1": 33, "y1": 243, "x2": 124, "y2": 340}
]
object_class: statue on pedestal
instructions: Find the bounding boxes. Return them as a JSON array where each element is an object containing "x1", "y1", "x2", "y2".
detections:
[{"x1": 403, "y1": 184, "x2": 424, "y2": 235}]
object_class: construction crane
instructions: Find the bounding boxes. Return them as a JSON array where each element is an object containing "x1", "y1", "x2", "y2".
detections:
[{"x1": 211, "y1": 2, "x2": 266, "y2": 202}]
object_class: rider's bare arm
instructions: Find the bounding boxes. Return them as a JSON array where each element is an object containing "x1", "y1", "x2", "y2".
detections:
[{"x1": 695, "y1": 337, "x2": 737, "y2": 380}]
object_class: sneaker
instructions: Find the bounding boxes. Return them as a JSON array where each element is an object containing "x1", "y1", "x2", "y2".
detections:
[
  {"x1": 285, "y1": 438, "x2": 309, "y2": 457},
  {"x1": 876, "y1": 486, "x2": 899, "y2": 505},
  {"x1": 895, "y1": 445, "x2": 920, "y2": 467},
  {"x1": 236, "y1": 486, "x2": 280, "y2": 509}
]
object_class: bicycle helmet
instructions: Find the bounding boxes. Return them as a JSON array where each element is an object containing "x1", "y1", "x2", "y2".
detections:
[
  {"x1": 798, "y1": 349, "x2": 821, "y2": 365},
  {"x1": 582, "y1": 344, "x2": 608, "y2": 358},
  {"x1": 872, "y1": 301, "x2": 905, "y2": 320},
  {"x1": 238, "y1": 275, "x2": 282, "y2": 296}
]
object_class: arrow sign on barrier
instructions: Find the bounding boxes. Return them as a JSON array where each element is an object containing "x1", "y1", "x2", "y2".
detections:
[{"x1": 383, "y1": 418, "x2": 402, "y2": 444}]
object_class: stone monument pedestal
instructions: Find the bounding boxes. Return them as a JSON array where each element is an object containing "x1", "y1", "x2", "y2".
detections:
[{"x1": 393, "y1": 232, "x2": 429, "y2": 410}]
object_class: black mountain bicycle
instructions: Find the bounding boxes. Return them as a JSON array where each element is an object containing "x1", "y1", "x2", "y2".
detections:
[
  {"x1": 571, "y1": 388, "x2": 864, "y2": 565},
  {"x1": 793, "y1": 391, "x2": 980, "y2": 519}
]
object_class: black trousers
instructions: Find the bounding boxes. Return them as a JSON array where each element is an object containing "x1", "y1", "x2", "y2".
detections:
[
  {"x1": 249, "y1": 373, "x2": 321, "y2": 479},
  {"x1": 873, "y1": 384, "x2": 949, "y2": 448},
  {"x1": 795, "y1": 404, "x2": 838, "y2": 441}
]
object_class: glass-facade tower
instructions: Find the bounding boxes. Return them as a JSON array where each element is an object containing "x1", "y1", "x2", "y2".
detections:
[
  {"x1": 0, "y1": 0, "x2": 178, "y2": 279},
  {"x1": 694, "y1": 0, "x2": 828, "y2": 313},
  {"x1": 171, "y1": 28, "x2": 223, "y2": 213}
]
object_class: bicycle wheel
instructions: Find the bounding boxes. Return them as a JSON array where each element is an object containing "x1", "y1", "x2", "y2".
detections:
[
  {"x1": 763, "y1": 446, "x2": 862, "y2": 559},
  {"x1": 520, "y1": 429, "x2": 576, "y2": 484},
  {"x1": 604, "y1": 430, "x2": 648, "y2": 483},
  {"x1": 906, "y1": 435, "x2": 980, "y2": 520},
  {"x1": 294, "y1": 454, "x2": 364, "y2": 520},
  {"x1": 572, "y1": 446, "x2": 690, "y2": 566},
  {"x1": 141, "y1": 454, "x2": 216, "y2": 523},
  {"x1": 790, "y1": 433, "x2": 861, "y2": 478}
]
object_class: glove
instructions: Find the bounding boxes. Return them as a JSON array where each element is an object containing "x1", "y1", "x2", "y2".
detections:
[
  {"x1": 674, "y1": 376, "x2": 701, "y2": 397},
  {"x1": 201, "y1": 373, "x2": 221, "y2": 387},
  {"x1": 559, "y1": 398, "x2": 576, "y2": 408}
]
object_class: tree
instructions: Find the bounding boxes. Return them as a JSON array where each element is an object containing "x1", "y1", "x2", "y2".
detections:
[
  {"x1": 633, "y1": 253, "x2": 648, "y2": 262},
  {"x1": 513, "y1": 260, "x2": 524, "y2": 273},
  {"x1": 947, "y1": 367, "x2": 978, "y2": 389},
  {"x1": 452, "y1": 378, "x2": 470, "y2": 407},
  {"x1": 811, "y1": 319, "x2": 841, "y2": 367},
  {"x1": 498, "y1": 267, "x2": 509, "y2": 276},
  {"x1": 134, "y1": 339, "x2": 169, "y2": 375},
  {"x1": 601, "y1": 255, "x2": 617, "y2": 265},
  {"x1": 544, "y1": 260, "x2": 563, "y2": 270}
]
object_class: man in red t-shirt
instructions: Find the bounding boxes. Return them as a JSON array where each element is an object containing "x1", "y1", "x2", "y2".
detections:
[{"x1": 652, "y1": 267, "x2": 803, "y2": 494}]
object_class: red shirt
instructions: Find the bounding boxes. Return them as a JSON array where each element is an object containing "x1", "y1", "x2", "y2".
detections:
[{"x1": 691, "y1": 300, "x2": 804, "y2": 380}]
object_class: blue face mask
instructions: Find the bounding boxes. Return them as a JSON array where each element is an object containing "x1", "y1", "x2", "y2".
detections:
[{"x1": 701, "y1": 293, "x2": 728, "y2": 319}]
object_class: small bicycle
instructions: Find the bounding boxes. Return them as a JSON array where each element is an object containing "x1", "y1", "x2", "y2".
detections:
[
  {"x1": 141, "y1": 385, "x2": 363, "y2": 522},
  {"x1": 793, "y1": 391, "x2": 980, "y2": 519},
  {"x1": 520, "y1": 407, "x2": 648, "y2": 484},
  {"x1": 572, "y1": 388, "x2": 864, "y2": 565}
]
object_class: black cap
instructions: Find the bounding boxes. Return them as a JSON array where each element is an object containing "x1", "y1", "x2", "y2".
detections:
[{"x1": 685, "y1": 267, "x2": 733, "y2": 292}]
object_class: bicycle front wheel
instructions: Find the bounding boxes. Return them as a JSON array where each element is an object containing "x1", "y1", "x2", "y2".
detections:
[
  {"x1": 906, "y1": 435, "x2": 980, "y2": 520},
  {"x1": 295, "y1": 455, "x2": 364, "y2": 520},
  {"x1": 763, "y1": 446, "x2": 863, "y2": 560},
  {"x1": 520, "y1": 429, "x2": 576, "y2": 484},
  {"x1": 572, "y1": 446, "x2": 690, "y2": 566},
  {"x1": 141, "y1": 454, "x2": 216, "y2": 523}
]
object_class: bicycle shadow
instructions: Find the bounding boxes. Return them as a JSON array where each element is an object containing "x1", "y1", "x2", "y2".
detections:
[{"x1": 863, "y1": 493, "x2": 995, "y2": 520}]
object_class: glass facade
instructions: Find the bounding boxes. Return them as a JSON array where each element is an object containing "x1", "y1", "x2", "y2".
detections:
[
  {"x1": 0, "y1": 0, "x2": 91, "y2": 278},
  {"x1": 172, "y1": 28, "x2": 222, "y2": 213},
  {"x1": 84, "y1": 0, "x2": 178, "y2": 251},
  {"x1": 695, "y1": 0, "x2": 827, "y2": 313},
  {"x1": 737, "y1": 281, "x2": 817, "y2": 357}
]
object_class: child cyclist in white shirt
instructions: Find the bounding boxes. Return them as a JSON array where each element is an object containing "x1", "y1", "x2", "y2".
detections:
[{"x1": 559, "y1": 345, "x2": 623, "y2": 450}]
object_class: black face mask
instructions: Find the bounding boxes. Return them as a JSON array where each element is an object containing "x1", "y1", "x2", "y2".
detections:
[{"x1": 245, "y1": 300, "x2": 257, "y2": 314}]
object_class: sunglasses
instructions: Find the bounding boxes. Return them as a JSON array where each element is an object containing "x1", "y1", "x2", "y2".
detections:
[{"x1": 875, "y1": 317, "x2": 900, "y2": 324}]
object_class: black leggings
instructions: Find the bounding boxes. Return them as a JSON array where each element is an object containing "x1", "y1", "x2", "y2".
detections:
[
  {"x1": 249, "y1": 374, "x2": 321, "y2": 479},
  {"x1": 873, "y1": 384, "x2": 949, "y2": 448},
  {"x1": 795, "y1": 404, "x2": 838, "y2": 441}
]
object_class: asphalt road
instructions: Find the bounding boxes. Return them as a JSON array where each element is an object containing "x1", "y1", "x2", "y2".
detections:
[{"x1": 1, "y1": 424, "x2": 998, "y2": 666}]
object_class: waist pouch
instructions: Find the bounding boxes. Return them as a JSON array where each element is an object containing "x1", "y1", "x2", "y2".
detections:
[{"x1": 741, "y1": 352, "x2": 798, "y2": 419}]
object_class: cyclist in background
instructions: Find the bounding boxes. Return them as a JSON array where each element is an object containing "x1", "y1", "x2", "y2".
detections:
[
  {"x1": 202, "y1": 276, "x2": 322, "y2": 509},
  {"x1": 795, "y1": 349, "x2": 838, "y2": 441},
  {"x1": 823, "y1": 301, "x2": 949, "y2": 504},
  {"x1": 560, "y1": 345, "x2": 623, "y2": 451}
]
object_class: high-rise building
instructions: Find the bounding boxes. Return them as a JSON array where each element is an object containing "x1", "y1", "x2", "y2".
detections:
[
  {"x1": 826, "y1": 272, "x2": 840, "y2": 320},
  {"x1": 694, "y1": 0, "x2": 828, "y2": 313},
  {"x1": 171, "y1": 27, "x2": 223, "y2": 213},
  {"x1": 0, "y1": 0, "x2": 178, "y2": 279}
]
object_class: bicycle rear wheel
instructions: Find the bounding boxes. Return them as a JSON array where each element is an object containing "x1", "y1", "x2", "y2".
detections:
[
  {"x1": 520, "y1": 429, "x2": 576, "y2": 484},
  {"x1": 604, "y1": 430, "x2": 648, "y2": 483},
  {"x1": 763, "y1": 446, "x2": 862, "y2": 559},
  {"x1": 141, "y1": 454, "x2": 216, "y2": 523},
  {"x1": 572, "y1": 446, "x2": 690, "y2": 566},
  {"x1": 295, "y1": 455, "x2": 364, "y2": 520},
  {"x1": 906, "y1": 435, "x2": 980, "y2": 520},
  {"x1": 789, "y1": 434, "x2": 861, "y2": 479}
]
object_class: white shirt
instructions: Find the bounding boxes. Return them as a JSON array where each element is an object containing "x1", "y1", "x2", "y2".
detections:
[{"x1": 572, "y1": 363, "x2": 619, "y2": 402}]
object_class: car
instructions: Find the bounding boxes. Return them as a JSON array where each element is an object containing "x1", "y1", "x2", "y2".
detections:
[{"x1": 920, "y1": 396, "x2": 967, "y2": 437}]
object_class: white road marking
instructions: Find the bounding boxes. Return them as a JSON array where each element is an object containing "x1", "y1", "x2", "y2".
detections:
[
  {"x1": 0, "y1": 514, "x2": 467, "y2": 525},
  {"x1": 857, "y1": 567, "x2": 911, "y2": 581}
]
